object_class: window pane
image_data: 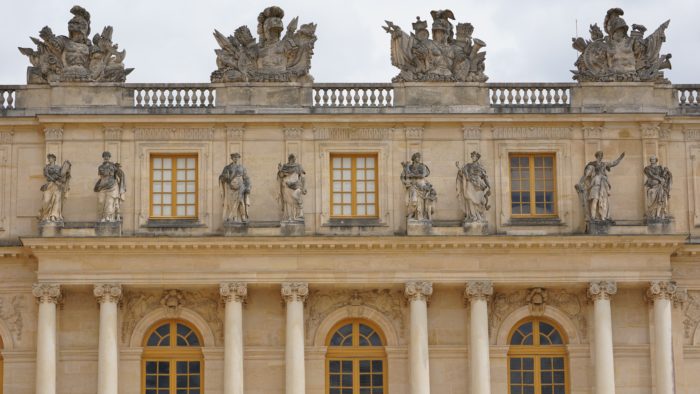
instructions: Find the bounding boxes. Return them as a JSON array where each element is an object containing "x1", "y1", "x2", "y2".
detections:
[
  {"x1": 177, "y1": 206, "x2": 185, "y2": 216},
  {"x1": 357, "y1": 206, "x2": 366, "y2": 215},
  {"x1": 186, "y1": 206, "x2": 195, "y2": 216},
  {"x1": 177, "y1": 182, "x2": 186, "y2": 192},
  {"x1": 163, "y1": 206, "x2": 172, "y2": 216}
]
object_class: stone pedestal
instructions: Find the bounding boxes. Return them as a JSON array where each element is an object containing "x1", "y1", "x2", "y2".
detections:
[
  {"x1": 646, "y1": 218, "x2": 674, "y2": 234},
  {"x1": 571, "y1": 82, "x2": 675, "y2": 113},
  {"x1": 95, "y1": 221, "x2": 122, "y2": 236},
  {"x1": 223, "y1": 222, "x2": 249, "y2": 236},
  {"x1": 281, "y1": 221, "x2": 305, "y2": 236},
  {"x1": 18, "y1": 83, "x2": 131, "y2": 111},
  {"x1": 407, "y1": 220, "x2": 432, "y2": 236},
  {"x1": 393, "y1": 82, "x2": 489, "y2": 112},
  {"x1": 215, "y1": 83, "x2": 312, "y2": 110},
  {"x1": 463, "y1": 221, "x2": 489, "y2": 235},
  {"x1": 586, "y1": 219, "x2": 612, "y2": 235},
  {"x1": 39, "y1": 221, "x2": 63, "y2": 237}
]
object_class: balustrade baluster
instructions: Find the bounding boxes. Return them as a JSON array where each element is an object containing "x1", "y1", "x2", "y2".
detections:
[
  {"x1": 553, "y1": 89, "x2": 561, "y2": 105},
  {"x1": 545, "y1": 89, "x2": 553, "y2": 105},
  {"x1": 514, "y1": 89, "x2": 522, "y2": 105},
  {"x1": 369, "y1": 89, "x2": 377, "y2": 107},
  {"x1": 561, "y1": 88, "x2": 569, "y2": 104},
  {"x1": 329, "y1": 89, "x2": 338, "y2": 107},
  {"x1": 361, "y1": 89, "x2": 369, "y2": 107},
  {"x1": 173, "y1": 89, "x2": 182, "y2": 107},
  {"x1": 0, "y1": 92, "x2": 5, "y2": 109}
]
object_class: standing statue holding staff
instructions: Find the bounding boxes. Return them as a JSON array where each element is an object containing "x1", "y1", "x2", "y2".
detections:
[
  {"x1": 456, "y1": 151, "x2": 491, "y2": 224},
  {"x1": 94, "y1": 151, "x2": 125, "y2": 222},
  {"x1": 219, "y1": 153, "x2": 251, "y2": 223},
  {"x1": 277, "y1": 154, "x2": 306, "y2": 221},
  {"x1": 576, "y1": 151, "x2": 625, "y2": 223},
  {"x1": 39, "y1": 154, "x2": 71, "y2": 223}
]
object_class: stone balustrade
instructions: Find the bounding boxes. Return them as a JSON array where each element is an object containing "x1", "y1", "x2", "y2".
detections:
[
  {"x1": 312, "y1": 84, "x2": 394, "y2": 107},
  {"x1": 676, "y1": 85, "x2": 700, "y2": 107},
  {"x1": 0, "y1": 86, "x2": 18, "y2": 109},
  {"x1": 130, "y1": 84, "x2": 216, "y2": 108},
  {"x1": 488, "y1": 83, "x2": 573, "y2": 106}
]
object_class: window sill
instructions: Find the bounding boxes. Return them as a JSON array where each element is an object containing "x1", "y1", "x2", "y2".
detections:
[
  {"x1": 505, "y1": 217, "x2": 563, "y2": 226},
  {"x1": 323, "y1": 218, "x2": 387, "y2": 227},
  {"x1": 143, "y1": 219, "x2": 206, "y2": 228}
]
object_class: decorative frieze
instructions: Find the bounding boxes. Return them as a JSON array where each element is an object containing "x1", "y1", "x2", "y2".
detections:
[
  {"x1": 492, "y1": 127, "x2": 571, "y2": 140},
  {"x1": 283, "y1": 127, "x2": 304, "y2": 140},
  {"x1": 220, "y1": 282, "x2": 248, "y2": 303},
  {"x1": 684, "y1": 130, "x2": 700, "y2": 141},
  {"x1": 32, "y1": 283, "x2": 62, "y2": 304},
  {"x1": 583, "y1": 126, "x2": 603, "y2": 139},
  {"x1": 404, "y1": 281, "x2": 433, "y2": 302},
  {"x1": 682, "y1": 291, "x2": 700, "y2": 343},
  {"x1": 313, "y1": 127, "x2": 393, "y2": 140},
  {"x1": 463, "y1": 127, "x2": 481, "y2": 140},
  {"x1": 43, "y1": 127, "x2": 64, "y2": 141},
  {"x1": 103, "y1": 127, "x2": 122, "y2": 141},
  {"x1": 226, "y1": 127, "x2": 245, "y2": 141},
  {"x1": 134, "y1": 128, "x2": 214, "y2": 140},
  {"x1": 464, "y1": 281, "x2": 493, "y2": 302},
  {"x1": 646, "y1": 280, "x2": 687, "y2": 306},
  {"x1": 93, "y1": 284, "x2": 123, "y2": 304},
  {"x1": 641, "y1": 125, "x2": 661, "y2": 139},
  {"x1": 281, "y1": 282, "x2": 309, "y2": 303},
  {"x1": 587, "y1": 281, "x2": 617, "y2": 301},
  {"x1": 405, "y1": 127, "x2": 424, "y2": 140},
  {"x1": 0, "y1": 295, "x2": 24, "y2": 342}
]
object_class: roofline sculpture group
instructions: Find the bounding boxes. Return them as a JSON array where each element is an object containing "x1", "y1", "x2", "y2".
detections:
[{"x1": 17, "y1": 6, "x2": 674, "y2": 85}]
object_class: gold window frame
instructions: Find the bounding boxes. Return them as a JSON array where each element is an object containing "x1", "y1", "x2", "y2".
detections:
[
  {"x1": 508, "y1": 153, "x2": 558, "y2": 218},
  {"x1": 149, "y1": 154, "x2": 199, "y2": 219},
  {"x1": 329, "y1": 153, "x2": 380, "y2": 218}
]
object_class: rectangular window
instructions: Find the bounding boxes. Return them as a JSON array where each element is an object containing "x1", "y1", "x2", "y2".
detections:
[
  {"x1": 330, "y1": 154, "x2": 378, "y2": 218},
  {"x1": 509, "y1": 153, "x2": 557, "y2": 217},
  {"x1": 150, "y1": 154, "x2": 198, "y2": 219}
]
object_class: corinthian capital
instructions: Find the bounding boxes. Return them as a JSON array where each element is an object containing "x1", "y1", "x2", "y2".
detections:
[
  {"x1": 220, "y1": 282, "x2": 248, "y2": 303},
  {"x1": 646, "y1": 280, "x2": 686, "y2": 306},
  {"x1": 464, "y1": 281, "x2": 493, "y2": 302},
  {"x1": 281, "y1": 282, "x2": 309, "y2": 303},
  {"x1": 93, "y1": 284, "x2": 123, "y2": 304},
  {"x1": 405, "y1": 281, "x2": 433, "y2": 302},
  {"x1": 587, "y1": 281, "x2": 617, "y2": 301},
  {"x1": 32, "y1": 283, "x2": 62, "y2": 304}
]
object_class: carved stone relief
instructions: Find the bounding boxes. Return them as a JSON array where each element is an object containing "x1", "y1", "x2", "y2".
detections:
[
  {"x1": 134, "y1": 128, "x2": 214, "y2": 140},
  {"x1": 489, "y1": 288, "x2": 588, "y2": 342},
  {"x1": 683, "y1": 291, "x2": 700, "y2": 344},
  {"x1": 305, "y1": 289, "x2": 406, "y2": 344},
  {"x1": 0, "y1": 295, "x2": 25, "y2": 343},
  {"x1": 314, "y1": 127, "x2": 393, "y2": 140},
  {"x1": 492, "y1": 127, "x2": 572, "y2": 140}
]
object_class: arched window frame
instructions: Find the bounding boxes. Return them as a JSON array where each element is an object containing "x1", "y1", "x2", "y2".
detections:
[
  {"x1": 325, "y1": 319, "x2": 388, "y2": 394},
  {"x1": 507, "y1": 317, "x2": 569, "y2": 394},
  {"x1": 142, "y1": 319, "x2": 204, "y2": 394}
]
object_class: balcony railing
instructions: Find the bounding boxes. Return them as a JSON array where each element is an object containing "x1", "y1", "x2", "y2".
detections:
[
  {"x1": 676, "y1": 85, "x2": 700, "y2": 107},
  {"x1": 312, "y1": 84, "x2": 394, "y2": 107},
  {"x1": 0, "y1": 86, "x2": 18, "y2": 110},
  {"x1": 129, "y1": 84, "x2": 216, "y2": 108},
  {"x1": 488, "y1": 83, "x2": 573, "y2": 107}
]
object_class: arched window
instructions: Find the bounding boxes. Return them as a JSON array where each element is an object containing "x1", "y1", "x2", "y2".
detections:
[
  {"x1": 508, "y1": 318, "x2": 568, "y2": 394},
  {"x1": 326, "y1": 319, "x2": 387, "y2": 394},
  {"x1": 142, "y1": 320, "x2": 203, "y2": 394}
]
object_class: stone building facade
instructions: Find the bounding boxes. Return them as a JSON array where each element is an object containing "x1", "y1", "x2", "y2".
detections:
[{"x1": 1, "y1": 6, "x2": 700, "y2": 394}]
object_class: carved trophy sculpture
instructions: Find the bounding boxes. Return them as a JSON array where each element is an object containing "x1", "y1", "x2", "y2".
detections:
[
  {"x1": 94, "y1": 151, "x2": 126, "y2": 222},
  {"x1": 384, "y1": 10, "x2": 488, "y2": 82},
  {"x1": 39, "y1": 154, "x2": 71, "y2": 223},
  {"x1": 571, "y1": 8, "x2": 671, "y2": 83},
  {"x1": 211, "y1": 6, "x2": 317, "y2": 83},
  {"x1": 575, "y1": 151, "x2": 625, "y2": 233},
  {"x1": 219, "y1": 153, "x2": 251, "y2": 224},
  {"x1": 643, "y1": 155, "x2": 672, "y2": 222},
  {"x1": 277, "y1": 154, "x2": 306, "y2": 222},
  {"x1": 456, "y1": 151, "x2": 491, "y2": 225},
  {"x1": 401, "y1": 153, "x2": 437, "y2": 222},
  {"x1": 18, "y1": 6, "x2": 133, "y2": 84}
]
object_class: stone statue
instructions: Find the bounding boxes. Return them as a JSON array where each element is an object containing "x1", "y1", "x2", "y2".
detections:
[
  {"x1": 383, "y1": 10, "x2": 487, "y2": 82},
  {"x1": 644, "y1": 155, "x2": 672, "y2": 222},
  {"x1": 219, "y1": 153, "x2": 251, "y2": 223},
  {"x1": 277, "y1": 154, "x2": 306, "y2": 221},
  {"x1": 456, "y1": 151, "x2": 491, "y2": 223},
  {"x1": 401, "y1": 153, "x2": 436, "y2": 221},
  {"x1": 571, "y1": 8, "x2": 671, "y2": 83},
  {"x1": 575, "y1": 151, "x2": 625, "y2": 223},
  {"x1": 94, "y1": 151, "x2": 125, "y2": 222},
  {"x1": 18, "y1": 6, "x2": 133, "y2": 84},
  {"x1": 211, "y1": 6, "x2": 317, "y2": 83},
  {"x1": 39, "y1": 154, "x2": 71, "y2": 223}
]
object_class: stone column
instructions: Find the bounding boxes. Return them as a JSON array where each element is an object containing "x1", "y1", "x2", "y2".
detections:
[
  {"x1": 464, "y1": 281, "x2": 493, "y2": 394},
  {"x1": 94, "y1": 284, "x2": 122, "y2": 394},
  {"x1": 647, "y1": 281, "x2": 686, "y2": 394},
  {"x1": 32, "y1": 283, "x2": 62, "y2": 394},
  {"x1": 220, "y1": 282, "x2": 248, "y2": 394},
  {"x1": 405, "y1": 281, "x2": 433, "y2": 394},
  {"x1": 281, "y1": 282, "x2": 308, "y2": 394},
  {"x1": 587, "y1": 281, "x2": 618, "y2": 394}
]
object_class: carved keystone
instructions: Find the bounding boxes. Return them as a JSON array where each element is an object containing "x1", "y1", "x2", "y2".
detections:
[
  {"x1": 32, "y1": 283, "x2": 62, "y2": 304},
  {"x1": 281, "y1": 282, "x2": 309, "y2": 303},
  {"x1": 464, "y1": 281, "x2": 493, "y2": 303},
  {"x1": 405, "y1": 281, "x2": 433, "y2": 303},
  {"x1": 220, "y1": 282, "x2": 248, "y2": 303},
  {"x1": 587, "y1": 281, "x2": 617, "y2": 301},
  {"x1": 93, "y1": 284, "x2": 123, "y2": 304}
]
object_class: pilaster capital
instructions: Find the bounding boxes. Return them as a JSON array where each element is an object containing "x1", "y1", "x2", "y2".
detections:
[
  {"x1": 646, "y1": 280, "x2": 687, "y2": 306},
  {"x1": 220, "y1": 282, "x2": 248, "y2": 303},
  {"x1": 587, "y1": 281, "x2": 617, "y2": 301},
  {"x1": 464, "y1": 281, "x2": 493, "y2": 302},
  {"x1": 32, "y1": 283, "x2": 62, "y2": 304},
  {"x1": 404, "y1": 281, "x2": 433, "y2": 303},
  {"x1": 93, "y1": 284, "x2": 123, "y2": 304},
  {"x1": 281, "y1": 282, "x2": 309, "y2": 303},
  {"x1": 43, "y1": 126, "x2": 64, "y2": 141}
]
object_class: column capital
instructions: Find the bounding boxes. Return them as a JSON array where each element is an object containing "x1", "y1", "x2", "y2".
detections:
[
  {"x1": 220, "y1": 282, "x2": 248, "y2": 303},
  {"x1": 32, "y1": 283, "x2": 62, "y2": 304},
  {"x1": 281, "y1": 282, "x2": 309, "y2": 303},
  {"x1": 646, "y1": 280, "x2": 687, "y2": 306},
  {"x1": 464, "y1": 281, "x2": 493, "y2": 302},
  {"x1": 93, "y1": 283, "x2": 122, "y2": 304},
  {"x1": 587, "y1": 281, "x2": 617, "y2": 301},
  {"x1": 405, "y1": 281, "x2": 433, "y2": 303}
]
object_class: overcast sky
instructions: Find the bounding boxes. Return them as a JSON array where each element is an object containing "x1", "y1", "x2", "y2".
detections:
[{"x1": 1, "y1": 0, "x2": 698, "y2": 84}]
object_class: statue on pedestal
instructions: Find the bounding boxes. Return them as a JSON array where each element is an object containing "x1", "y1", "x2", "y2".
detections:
[
  {"x1": 211, "y1": 6, "x2": 317, "y2": 83},
  {"x1": 18, "y1": 6, "x2": 133, "y2": 84},
  {"x1": 401, "y1": 153, "x2": 436, "y2": 221},
  {"x1": 94, "y1": 151, "x2": 125, "y2": 222},
  {"x1": 383, "y1": 10, "x2": 487, "y2": 82},
  {"x1": 39, "y1": 154, "x2": 71, "y2": 223},
  {"x1": 277, "y1": 154, "x2": 306, "y2": 222},
  {"x1": 456, "y1": 151, "x2": 491, "y2": 224},
  {"x1": 219, "y1": 153, "x2": 251, "y2": 223},
  {"x1": 576, "y1": 151, "x2": 625, "y2": 224},
  {"x1": 644, "y1": 155, "x2": 672, "y2": 222},
  {"x1": 571, "y1": 8, "x2": 671, "y2": 83}
]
